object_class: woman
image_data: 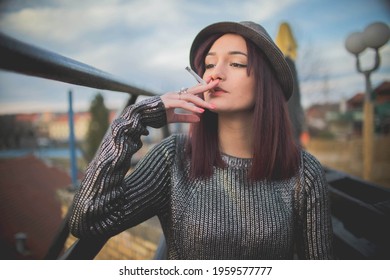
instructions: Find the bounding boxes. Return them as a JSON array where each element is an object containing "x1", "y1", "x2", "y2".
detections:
[{"x1": 69, "y1": 21, "x2": 333, "y2": 259}]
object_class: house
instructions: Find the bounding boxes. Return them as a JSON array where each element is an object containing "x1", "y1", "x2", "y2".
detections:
[
  {"x1": 305, "y1": 81, "x2": 390, "y2": 137},
  {"x1": 346, "y1": 81, "x2": 390, "y2": 134},
  {"x1": 305, "y1": 102, "x2": 346, "y2": 137}
]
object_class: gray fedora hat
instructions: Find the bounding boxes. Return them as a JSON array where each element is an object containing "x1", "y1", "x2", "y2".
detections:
[{"x1": 190, "y1": 21, "x2": 294, "y2": 100}]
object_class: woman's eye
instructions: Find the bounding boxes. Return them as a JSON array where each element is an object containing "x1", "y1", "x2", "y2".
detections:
[
  {"x1": 230, "y1": 62, "x2": 247, "y2": 68},
  {"x1": 205, "y1": 64, "x2": 215, "y2": 69}
]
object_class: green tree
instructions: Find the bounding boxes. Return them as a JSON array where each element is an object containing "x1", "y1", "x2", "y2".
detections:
[{"x1": 85, "y1": 93, "x2": 109, "y2": 162}]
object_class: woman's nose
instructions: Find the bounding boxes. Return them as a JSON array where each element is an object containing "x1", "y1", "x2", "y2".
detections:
[{"x1": 210, "y1": 64, "x2": 226, "y2": 81}]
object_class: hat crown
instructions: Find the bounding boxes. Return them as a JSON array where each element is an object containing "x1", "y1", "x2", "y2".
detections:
[{"x1": 239, "y1": 21, "x2": 271, "y2": 39}]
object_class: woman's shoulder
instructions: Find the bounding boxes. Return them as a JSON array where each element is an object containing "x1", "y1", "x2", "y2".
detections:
[
  {"x1": 299, "y1": 149, "x2": 326, "y2": 181},
  {"x1": 147, "y1": 134, "x2": 188, "y2": 168},
  {"x1": 151, "y1": 133, "x2": 188, "y2": 156},
  {"x1": 298, "y1": 149, "x2": 328, "y2": 191},
  {"x1": 135, "y1": 134, "x2": 184, "y2": 167},
  {"x1": 300, "y1": 149, "x2": 324, "y2": 170},
  {"x1": 158, "y1": 133, "x2": 187, "y2": 147}
]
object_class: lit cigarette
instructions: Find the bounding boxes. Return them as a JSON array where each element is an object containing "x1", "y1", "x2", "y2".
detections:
[{"x1": 185, "y1": 66, "x2": 207, "y2": 85}]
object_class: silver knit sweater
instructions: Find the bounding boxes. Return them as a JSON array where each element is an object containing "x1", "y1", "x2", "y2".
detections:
[{"x1": 69, "y1": 96, "x2": 333, "y2": 259}]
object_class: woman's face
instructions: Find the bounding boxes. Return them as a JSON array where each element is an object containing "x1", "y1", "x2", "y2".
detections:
[{"x1": 203, "y1": 33, "x2": 256, "y2": 114}]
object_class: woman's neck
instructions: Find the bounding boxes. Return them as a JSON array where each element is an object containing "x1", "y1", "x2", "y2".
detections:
[{"x1": 218, "y1": 112, "x2": 254, "y2": 159}]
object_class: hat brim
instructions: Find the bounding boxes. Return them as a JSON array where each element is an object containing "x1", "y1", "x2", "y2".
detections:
[{"x1": 189, "y1": 21, "x2": 293, "y2": 100}]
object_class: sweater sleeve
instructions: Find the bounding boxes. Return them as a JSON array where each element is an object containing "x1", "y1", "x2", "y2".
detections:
[
  {"x1": 69, "y1": 96, "x2": 174, "y2": 238},
  {"x1": 295, "y1": 152, "x2": 334, "y2": 259}
]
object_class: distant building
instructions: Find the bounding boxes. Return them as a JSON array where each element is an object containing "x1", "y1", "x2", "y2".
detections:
[
  {"x1": 374, "y1": 81, "x2": 390, "y2": 104},
  {"x1": 305, "y1": 81, "x2": 390, "y2": 138},
  {"x1": 0, "y1": 109, "x2": 121, "y2": 149},
  {"x1": 305, "y1": 102, "x2": 348, "y2": 138},
  {"x1": 344, "y1": 81, "x2": 390, "y2": 135},
  {"x1": 373, "y1": 81, "x2": 390, "y2": 134},
  {"x1": 47, "y1": 112, "x2": 91, "y2": 142}
]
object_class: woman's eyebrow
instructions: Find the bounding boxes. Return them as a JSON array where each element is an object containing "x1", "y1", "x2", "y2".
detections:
[
  {"x1": 207, "y1": 51, "x2": 248, "y2": 57},
  {"x1": 229, "y1": 51, "x2": 247, "y2": 56}
]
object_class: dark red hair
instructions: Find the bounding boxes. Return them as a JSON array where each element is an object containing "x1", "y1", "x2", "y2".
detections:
[{"x1": 186, "y1": 33, "x2": 300, "y2": 181}]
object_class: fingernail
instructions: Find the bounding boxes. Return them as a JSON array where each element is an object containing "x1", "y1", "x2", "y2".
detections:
[
  {"x1": 198, "y1": 108, "x2": 205, "y2": 113},
  {"x1": 209, "y1": 104, "x2": 216, "y2": 109}
]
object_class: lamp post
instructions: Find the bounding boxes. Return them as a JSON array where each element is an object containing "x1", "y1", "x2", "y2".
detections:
[{"x1": 345, "y1": 22, "x2": 390, "y2": 181}]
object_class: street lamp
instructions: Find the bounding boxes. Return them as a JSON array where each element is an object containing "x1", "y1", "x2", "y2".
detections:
[{"x1": 345, "y1": 22, "x2": 390, "y2": 181}]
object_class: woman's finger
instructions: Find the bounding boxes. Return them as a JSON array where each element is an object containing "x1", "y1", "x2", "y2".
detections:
[
  {"x1": 160, "y1": 79, "x2": 219, "y2": 123},
  {"x1": 186, "y1": 79, "x2": 219, "y2": 96}
]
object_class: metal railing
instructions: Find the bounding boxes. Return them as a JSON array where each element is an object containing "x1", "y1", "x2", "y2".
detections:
[
  {"x1": 0, "y1": 33, "x2": 156, "y2": 97},
  {"x1": 1, "y1": 32, "x2": 389, "y2": 260}
]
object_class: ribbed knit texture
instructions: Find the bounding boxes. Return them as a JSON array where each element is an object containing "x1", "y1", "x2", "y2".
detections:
[{"x1": 69, "y1": 96, "x2": 333, "y2": 259}]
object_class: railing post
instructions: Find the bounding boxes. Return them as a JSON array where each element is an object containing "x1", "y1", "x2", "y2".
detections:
[{"x1": 68, "y1": 90, "x2": 78, "y2": 189}]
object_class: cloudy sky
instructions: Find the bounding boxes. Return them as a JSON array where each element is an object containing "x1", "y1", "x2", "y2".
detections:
[{"x1": 0, "y1": 0, "x2": 389, "y2": 114}]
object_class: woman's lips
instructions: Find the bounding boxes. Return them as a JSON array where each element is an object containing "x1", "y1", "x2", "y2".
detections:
[{"x1": 210, "y1": 87, "x2": 227, "y2": 96}]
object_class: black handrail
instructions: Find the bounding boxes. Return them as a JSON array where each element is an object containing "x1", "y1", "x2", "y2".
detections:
[
  {"x1": 44, "y1": 210, "x2": 72, "y2": 260},
  {"x1": 0, "y1": 32, "x2": 156, "y2": 97}
]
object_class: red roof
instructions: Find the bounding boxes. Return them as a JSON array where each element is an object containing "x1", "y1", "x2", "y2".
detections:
[
  {"x1": 0, "y1": 155, "x2": 71, "y2": 259},
  {"x1": 347, "y1": 92, "x2": 365, "y2": 107},
  {"x1": 15, "y1": 113, "x2": 40, "y2": 123},
  {"x1": 347, "y1": 81, "x2": 390, "y2": 107},
  {"x1": 374, "y1": 81, "x2": 390, "y2": 94}
]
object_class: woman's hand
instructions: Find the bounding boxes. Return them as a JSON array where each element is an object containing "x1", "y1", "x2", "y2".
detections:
[{"x1": 161, "y1": 78, "x2": 219, "y2": 123}]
